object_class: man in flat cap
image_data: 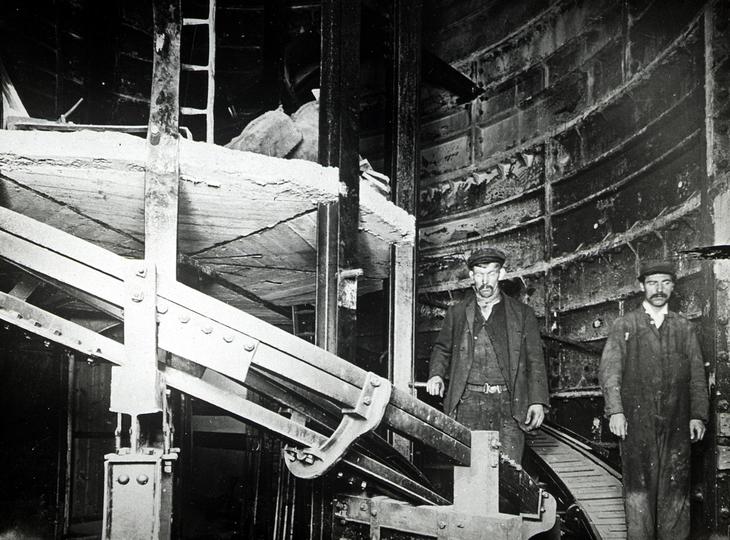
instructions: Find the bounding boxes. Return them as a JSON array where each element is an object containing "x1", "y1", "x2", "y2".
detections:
[
  {"x1": 426, "y1": 247, "x2": 549, "y2": 462},
  {"x1": 599, "y1": 260, "x2": 708, "y2": 540}
]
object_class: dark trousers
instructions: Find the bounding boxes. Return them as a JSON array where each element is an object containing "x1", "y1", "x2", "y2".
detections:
[
  {"x1": 455, "y1": 388, "x2": 525, "y2": 463},
  {"x1": 621, "y1": 417, "x2": 691, "y2": 540}
]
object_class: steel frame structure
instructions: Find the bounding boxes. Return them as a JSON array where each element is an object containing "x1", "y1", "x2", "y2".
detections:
[{"x1": 0, "y1": 1, "x2": 556, "y2": 538}]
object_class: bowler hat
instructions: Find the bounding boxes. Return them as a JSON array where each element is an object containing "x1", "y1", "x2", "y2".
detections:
[
  {"x1": 638, "y1": 260, "x2": 676, "y2": 281},
  {"x1": 467, "y1": 247, "x2": 507, "y2": 268}
]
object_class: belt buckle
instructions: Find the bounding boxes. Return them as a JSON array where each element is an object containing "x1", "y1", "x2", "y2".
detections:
[{"x1": 484, "y1": 383, "x2": 500, "y2": 394}]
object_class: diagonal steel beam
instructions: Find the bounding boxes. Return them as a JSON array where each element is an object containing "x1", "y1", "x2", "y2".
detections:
[{"x1": 0, "y1": 290, "x2": 447, "y2": 506}]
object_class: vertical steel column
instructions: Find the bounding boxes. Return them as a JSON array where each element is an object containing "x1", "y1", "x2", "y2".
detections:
[
  {"x1": 317, "y1": 0, "x2": 361, "y2": 362},
  {"x1": 104, "y1": 3, "x2": 181, "y2": 538},
  {"x1": 145, "y1": 0, "x2": 182, "y2": 279},
  {"x1": 703, "y1": 1, "x2": 730, "y2": 534},
  {"x1": 385, "y1": 0, "x2": 422, "y2": 460}
]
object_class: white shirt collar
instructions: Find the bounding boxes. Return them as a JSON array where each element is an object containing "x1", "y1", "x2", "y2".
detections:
[{"x1": 642, "y1": 301, "x2": 668, "y2": 328}]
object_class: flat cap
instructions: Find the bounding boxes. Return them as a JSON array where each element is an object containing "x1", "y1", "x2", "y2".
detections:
[
  {"x1": 467, "y1": 247, "x2": 507, "y2": 268},
  {"x1": 638, "y1": 259, "x2": 676, "y2": 280}
]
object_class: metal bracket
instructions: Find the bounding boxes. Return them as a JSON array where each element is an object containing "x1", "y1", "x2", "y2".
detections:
[
  {"x1": 284, "y1": 371, "x2": 391, "y2": 478},
  {"x1": 101, "y1": 448, "x2": 178, "y2": 540}
]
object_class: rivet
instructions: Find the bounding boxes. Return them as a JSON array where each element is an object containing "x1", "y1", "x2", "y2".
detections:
[
  {"x1": 137, "y1": 474, "x2": 149, "y2": 485},
  {"x1": 363, "y1": 397, "x2": 372, "y2": 406},
  {"x1": 156, "y1": 303, "x2": 168, "y2": 314},
  {"x1": 370, "y1": 376, "x2": 381, "y2": 387},
  {"x1": 438, "y1": 520, "x2": 446, "y2": 529},
  {"x1": 163, "y1": 463, "x2": 172, "y2": 474},
  {"x1": 360, "y1": 502, "x2": 367, "y2": 511},
  {"x1": 201, "y1": 325, "x2": 213, "y2": 335},
  {"x1": 53, "y1": 329, "x2": 62, "y2": 336},
  {"x1": 131, "y1": 290, "x2": 144, "y2": 303},
  {"x1": 117, "y1": 474, "x2": 130, "y2": 485},
  {"x1": 223, "y1": 334, "x2": 234, "y2": 343},
  {"x1": 179, "y1": 313, "x2": 190, "y2": 323},
  {"x1": 370, "y1": 508, "x2": 378, "y2": 517},
  {"x1": 136, "y1": 267, "x2": 147, "y2": 278},
  {"x1": 457, "y1": 522, "x2": 464, "y2": 528},
  {"x1": 244, "y1": 341, "x2": 256, "y2": 352}
]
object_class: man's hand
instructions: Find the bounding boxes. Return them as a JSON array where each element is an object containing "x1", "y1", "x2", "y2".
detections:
[
  {"x1": 609, "y1": 413, "x2": 628, "y2": 440},
  {"x1": 425, "y1": 376, "x2": 445, "y2": 397},
  {"x1": 690, "y1": 419, "x2": 706, "y2": 442},
  {"x1": 524, "y1": 404, "x2": 545, "y2": 431}
]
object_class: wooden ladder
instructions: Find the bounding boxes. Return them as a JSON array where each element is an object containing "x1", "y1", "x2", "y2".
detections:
[{"x1": 181, "y1": 0, "x2": 216, "y2": 142}]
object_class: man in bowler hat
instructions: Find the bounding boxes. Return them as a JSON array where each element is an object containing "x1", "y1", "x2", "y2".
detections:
[
  {"x1": 426, "y1": 247, "x2": 549, "y2": 462},
  {"x1": 599, "y1": 260, "x2": 708, "y2": 539}
]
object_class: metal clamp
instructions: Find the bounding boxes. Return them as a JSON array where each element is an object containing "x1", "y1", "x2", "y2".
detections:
[{"x1": 284, "y1": 372, "x2": 392, "y2": 479}]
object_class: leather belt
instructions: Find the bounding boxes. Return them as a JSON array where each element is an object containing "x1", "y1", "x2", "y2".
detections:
[{"x1": 465, "y1": 382, "x2": 507, "y2": 394}]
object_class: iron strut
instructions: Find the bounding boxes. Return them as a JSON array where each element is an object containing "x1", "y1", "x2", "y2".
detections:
[{"x1": 284, "y1": 371, "x2": 392, "y2": 478}]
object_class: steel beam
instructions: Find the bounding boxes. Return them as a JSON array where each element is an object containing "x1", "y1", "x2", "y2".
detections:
[
  {"x1": 145, "y1": 0, "x2": 182, "y2": 279},
  {"x1": 318, "y1": 0, "x2": 361, "y2": 363},
  {"x1": 0, "y1": 290, "x2": 448, "y2": 506},
  {"x1": 0, "y1": 206, "x2": 471, "y2": 463}
]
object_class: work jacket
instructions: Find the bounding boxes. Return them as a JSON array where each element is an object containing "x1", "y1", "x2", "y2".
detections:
[
  {"x1": 599, "y1": 308, "x2": 709, "y2": 423},
  {"x1": 428, "y1": 291, "x2": 549, "y2": 426}
]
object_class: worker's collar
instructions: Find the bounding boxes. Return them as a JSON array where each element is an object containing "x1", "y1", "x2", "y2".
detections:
[
  {"x1": 475, "y1": 292, "x2": 501, "y2": 321},
  {"x1": 642, "y1": 301, "x2": 668, "y2": 328},
  {"x1": 475, "y1": 291, "x2": 501, "y2": 309}
]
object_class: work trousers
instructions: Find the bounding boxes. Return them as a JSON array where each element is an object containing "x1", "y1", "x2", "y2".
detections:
[
  {"x1": 621, "y1": 415, "x2": 691, "y2": 540},
  {"x1": 455, "y1": 388, "x2": 524, "y2": 463}
]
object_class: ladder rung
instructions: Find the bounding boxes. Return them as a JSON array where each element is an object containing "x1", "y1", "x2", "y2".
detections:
[
  {"x1": 180, "y1": 107, "x2": 209, "y2": 116},
  {"x1": 183, "y1": 17, "x2": 210, "y2": 26},
  {"x1": 182, "y1": 63, "x2": 210, "y2": 72},
  {"x1": 296, "y1": 331, "x2": 315, "y2": 338}
]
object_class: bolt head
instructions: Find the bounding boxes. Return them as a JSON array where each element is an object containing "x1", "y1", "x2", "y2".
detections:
[
  {"x1": 131, "y1": 290, "x2": 144, "y2": 303},
  {"x1": 137, "y1": 474, "x2": 149, "y2": 485},
  {"x1": 223, "y1": 334, "x2": 234, "y2": 343},
  {"x1": 370, "y1": 509, "x2": 378, "y2": 517},
  {"x1": 201, "y1": 325, "x2": 213, "y2": 335},
  {"x1": 438, "y1": 520, "x2": 446, "y2": 529},
  {"x1": 363, "y1": 396, "x2": 372, "y2": 406},
  {"x1": 179, "y1": 313, "x2": 190, "y2": 323},
  {"x1": 156, "y1": 303, "x2": 168, "y2": 314},
  {"x1": 244, "y1": 341, "x2": 256, "y2": 352},
  {"x1": 370, "y1": 376, "x2": 381, "y2": 387},
  {"x1": 117, "y1": 474, "x2": 130, "y2": 485},
  {"x1": 360, "y1": 502, "x2": 367, "y2": 511},
  {"x1": 136, "y1": 267, "x2": 147, "y2": 278}
]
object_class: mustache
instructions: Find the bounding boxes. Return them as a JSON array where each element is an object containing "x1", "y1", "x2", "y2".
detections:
[{"x1": 650, "y1": 293, "x2": 667, "y2": 299}]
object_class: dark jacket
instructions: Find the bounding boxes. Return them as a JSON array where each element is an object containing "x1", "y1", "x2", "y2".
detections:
[
  {"x1": 599, "y1": 307, "x2": 709, "y2": 422},
  {"x1": 428, "y1": 291, "x2": 550, "y2": 425}
]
